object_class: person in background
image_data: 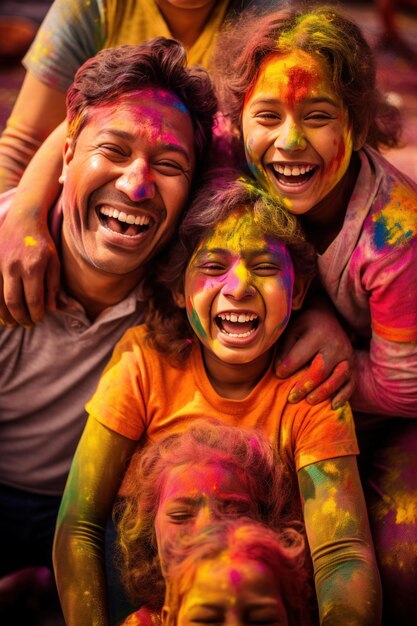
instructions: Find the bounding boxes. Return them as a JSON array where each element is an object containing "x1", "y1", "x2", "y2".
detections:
[{"x1": 0, "y1": 0, "x2": 275, "y2": 191}]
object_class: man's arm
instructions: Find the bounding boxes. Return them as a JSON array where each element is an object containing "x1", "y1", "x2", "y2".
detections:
[
  {"x1": 53, "y1": 416, "x2": 137, "y2": 626},
  {"x1": 0, "y1": 122, "x2": 67, "y2": 327},
  {"x1": 299, "y1": 456, "x2": 382, "y2": 625}
]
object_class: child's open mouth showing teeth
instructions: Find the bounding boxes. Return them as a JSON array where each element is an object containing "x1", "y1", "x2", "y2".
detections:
[
  {"x1": 271, "y1": 163, "x2": 316, "y2": 186},
  {"x1": 216, "y1": 312, "x2": 259, "y2": 337}
]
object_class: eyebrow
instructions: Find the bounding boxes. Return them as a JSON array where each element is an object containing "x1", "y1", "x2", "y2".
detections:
[
  {"x1": 97, "y1": 128, "x2": 192, "y2": 161},
  {"x1": 169, "y1": 494, "x2": 252, "y2": 504},
  {"x1": 188, "y1": 603, "x2": 224, "y2": 611},
  {"x1": 195, "y1": 247, "x2": 280, "y2": 259},
  {"x1": 250, "y1": 96, "x2": 339, "y2": 107}
]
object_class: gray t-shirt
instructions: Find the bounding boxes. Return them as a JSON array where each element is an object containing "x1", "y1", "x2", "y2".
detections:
[{"x1": 0, "y1": 190, "x2": 145, "y2": 495}]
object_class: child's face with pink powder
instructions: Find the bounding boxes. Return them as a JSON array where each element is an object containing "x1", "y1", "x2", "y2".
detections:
[
  {"x1": 155, "y1": 461, "x2": 257, "y2": 572},
  {"x1": 181, "y1": 209, "x2": 303, "y2": 370}
]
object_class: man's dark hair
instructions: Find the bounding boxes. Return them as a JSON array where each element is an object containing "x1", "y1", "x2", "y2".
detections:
[{"x1": 66, "y1": 37, "x2": 217, "y2": 169}]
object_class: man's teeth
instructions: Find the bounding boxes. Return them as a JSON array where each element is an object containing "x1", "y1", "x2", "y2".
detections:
[
  {"x1": 272, "y1": 164, "x2": 314, "y2": 176},
  {"x1": 99, "y1": 206, "x2": 151, "y2": 226},
  {"x1": 217, "y1": 313, "x2": 258, "y2": 323}
]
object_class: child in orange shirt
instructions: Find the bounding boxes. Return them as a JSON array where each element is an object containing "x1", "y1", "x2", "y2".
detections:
[{"x1": 54, "y1": 171, "x2": 381, "y2": 626}]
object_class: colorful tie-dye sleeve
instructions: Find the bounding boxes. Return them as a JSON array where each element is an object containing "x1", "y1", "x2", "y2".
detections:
[
  {"x1": 53, "y1": 415, "x2": 137, "y2": 626},
  {"x1": 23, "y1": 0, "x2": 106, "y2": 92},
  {"x1": 351, "y1": 197, "x2": 417, "y2": 416},
  {"x1": 299, "y1": 456, "x2": 382, "y2": 625},
  {"x1": 352, "y1": 336, "x2": 417, "y2": 417}
]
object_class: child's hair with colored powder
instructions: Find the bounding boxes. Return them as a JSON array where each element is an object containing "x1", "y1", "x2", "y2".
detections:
[
  {"x1": 213, "y1": 3, "x2": 401, "y2": 150},
  {"x1": 116, "y1": 418, "x2": 298, "y2": 609},
  {"x1": 163, "y1": 519, "x2": 308, "y2": 626},
  {"x1": 143, "y1": 168, "x2": 316, "y2": 365}
]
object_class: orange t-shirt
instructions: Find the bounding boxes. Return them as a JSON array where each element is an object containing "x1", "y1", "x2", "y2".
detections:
[{"x1": 86, "y1": 326, "x2": 358, "y2": 473}]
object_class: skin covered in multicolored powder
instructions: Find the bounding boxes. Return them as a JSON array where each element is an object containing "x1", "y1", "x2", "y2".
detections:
[
  {"x1": 155, "y1": 461, "x2": 257, "y2": 573},
  {"x1": 176, "y1": 554, "x2": 290, "y2": 626},
  {"x1": 242, "y1": 49, "x2": 353, "y2": 223},
  {"x1": 181, "y1": 208, "x2": 305, "y2": 396}
]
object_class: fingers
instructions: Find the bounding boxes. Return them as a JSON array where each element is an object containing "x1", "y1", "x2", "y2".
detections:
[
  {"x1": 330, "y1": 376, "x2": 357, "y2": 411},
  {"x1": 21, "y1": 272, "x2": 46, "y2": 325},
  {"x1": 0, "y1": 240, "x2": 60, "y2": 327},
  {"x1": 286, "y1": 353, "x2": 329, "y2": 401},
  {"x1": 306, "y1": 360, "x2": 352, "y2": 404},
  {"x1": 288, "y1": 359, "x2": 355, "y2": 407},
  {"x1": 3, "y1": 270, "x2": 33, "y2": 327},
  {"x1": 0, "y1": 275, "x2": 17, "y2": 327}
]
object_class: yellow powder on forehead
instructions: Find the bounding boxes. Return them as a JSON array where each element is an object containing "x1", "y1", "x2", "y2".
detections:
[{"x1": 203, "y1": 211, "x2": 264, "y2": 250}]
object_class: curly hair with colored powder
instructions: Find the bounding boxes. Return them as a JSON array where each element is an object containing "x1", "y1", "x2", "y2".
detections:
[
  {"x1": 163, "y1": 519, "x2": 309, "y2": 626},
  {"x1": 116, "y1": 418, "x2": 300, "y2": 610}
]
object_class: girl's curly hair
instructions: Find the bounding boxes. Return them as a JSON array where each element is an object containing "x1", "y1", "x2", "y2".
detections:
[
  {"x1": 164, "y1": 519, "x2": 310, "y2": 626},
  {"x1": 116, "y1": 419, "x2": 300, "y2": 609}
]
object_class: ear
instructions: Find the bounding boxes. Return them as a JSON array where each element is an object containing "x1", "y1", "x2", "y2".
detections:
[
  {"x1": 291, "y1": 274, "x2": 310, "y2": 311},
  {"x1": 161, "y1": 606, "x2": 171, "y2": 626},
  {"x1": 352, "y1": 127, "x2": 367, "y2": 152},
  {"x1": 58, "y1": 137, "x2": 75, "y2": 184}
]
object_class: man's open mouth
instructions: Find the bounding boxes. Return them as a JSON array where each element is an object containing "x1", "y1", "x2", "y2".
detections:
[
  {"x1": 98, "y1": 205, "x2": 153, "y2": 237},
  {"x1": 270, "y1": 163, "x2": 317, "y2": 186},
  {"x1": 215, "y1": 312, "x2": 259, "y2": 338}
]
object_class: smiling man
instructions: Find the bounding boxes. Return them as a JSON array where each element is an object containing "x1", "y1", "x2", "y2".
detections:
[{"x1": 0, "y1": 37, "x2": 216, "y2": 589}]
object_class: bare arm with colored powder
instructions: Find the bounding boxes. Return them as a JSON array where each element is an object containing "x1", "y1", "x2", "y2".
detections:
[
  {"x1": 53, "y1": 415, "x2": 137, "y2": 626},
  {"x1": 298, "y1": 456, "x2": 382, "y2": 625},
  {"x1": 0, "y1": 72, "x2": 66, "y2": 192},
  {"x1": 0, "y1": 121, "x2": 66, "y2": 327}
]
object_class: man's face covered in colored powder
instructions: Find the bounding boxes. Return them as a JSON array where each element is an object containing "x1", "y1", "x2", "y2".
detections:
[
  {"x1": 242, "y1": 49, "x2": 354, "y2": 215},
  {"x1": 182, "y1": 209, "x2": 300, "y2": 367},
  {"x1": 60, "y1": 88, "x2": 195, "y2": 277}
]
